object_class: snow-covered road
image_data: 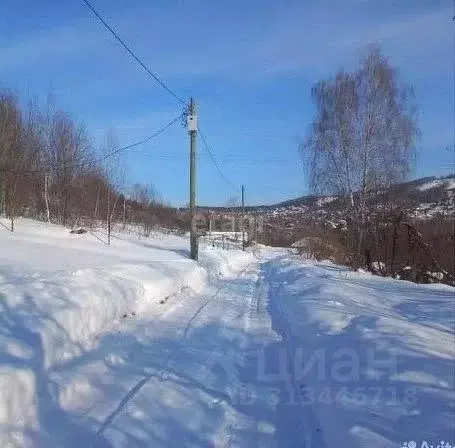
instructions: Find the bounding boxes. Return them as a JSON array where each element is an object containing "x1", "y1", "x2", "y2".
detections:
[
  {"x1": 93, "y1": 262, "x2": 273, "y2": 447},
  {"x1": 50, "y1": 256, "x2": 298, "y2": 448},
  {"x1": 1, "y1": 219, "x2": 454, "y2": 447},
  {"x1": 51, "y1": 253, "x2": 325, "y2": 448}
]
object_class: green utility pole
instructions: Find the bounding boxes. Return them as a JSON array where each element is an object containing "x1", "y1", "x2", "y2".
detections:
[
  {"x1": 241, "y1": 184, "x2": 245, "y2": 251},
  {"x1": 188, "y1": 98, "x2": 198, "y2": 260}
]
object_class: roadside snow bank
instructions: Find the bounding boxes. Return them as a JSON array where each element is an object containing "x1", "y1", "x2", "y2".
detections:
[
  {"x1": 265, "y1": 255, "x2": 455, "y2": 448},
  {"x1": 0, "y1": 219, "x2": 204, "y2": 369}
]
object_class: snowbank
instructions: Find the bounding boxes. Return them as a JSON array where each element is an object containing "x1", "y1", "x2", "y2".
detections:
[{"x1": 265, "y1": 255, "x2": 455, "y2": 447}]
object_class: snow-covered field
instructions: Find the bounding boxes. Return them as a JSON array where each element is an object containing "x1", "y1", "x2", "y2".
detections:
[
  {"x1": 264, "y1": 254, "x2": 455, "y2": 447},
  {"x1": 0, "y1": 219, "x2": 453, "y2": 447},
  {"x1": 417, "y1": 178, "x2": 455, "y2": 192}
]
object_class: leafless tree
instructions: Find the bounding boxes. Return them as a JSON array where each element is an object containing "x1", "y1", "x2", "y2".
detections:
[
  {"x1": 0, "y1": 90, "x2": 26, "y2": 230},
  {"x1": 225, "y1": 196, "x2": 240, "y2": 208},
  {"x1": 301, "y1": 46, "x2": 419, "y2": 266},
  {"x1": 42, "y1": 101, "x2": 92, "y2": 226},
  {"x1": 99, "y1": 129, "x2": 131, "y2": 242}
]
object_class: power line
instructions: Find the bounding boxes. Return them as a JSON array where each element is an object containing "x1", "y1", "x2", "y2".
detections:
[
  {"x1": 0, "y1": 113, "x2": 183, "y2": 175},
  {"x1": 95, "y1": 113, "x2": 183, "y2": 164},
  {"x1": 137, "y1": 153, "x2": 296, "y2": 165},
  {"x1": 81, "y1": 0, "x2": 186, "y2": 106},
  {"x1": 199, "y1": 129, "x2": 239, "y2": 192}
]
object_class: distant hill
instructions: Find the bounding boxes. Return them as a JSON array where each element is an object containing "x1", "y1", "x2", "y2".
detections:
[{"x1": 198, "y1": 175, "x2": 455, "y2": 219}]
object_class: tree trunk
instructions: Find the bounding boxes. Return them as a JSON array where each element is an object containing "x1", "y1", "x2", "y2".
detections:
[
  {"x1": 122, "y1": 195, "x2": 126, "y2": 229},
  {"x1": 93, "y1": 186, "x2": 100, "y2": 227},
  {"x1": 44, "y1": 173, "x2": 51, "y2": 223},
  {"x1": 391, "y1": 212, "x2": 402, "y2": 276},
  {"x1": 107, "y1": 189, "x2": 111, "y2": 246}
]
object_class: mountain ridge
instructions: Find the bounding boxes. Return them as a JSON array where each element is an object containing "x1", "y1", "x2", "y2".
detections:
[{"x1": 196, "y1": 174, "x2": 455, "y2": 214}]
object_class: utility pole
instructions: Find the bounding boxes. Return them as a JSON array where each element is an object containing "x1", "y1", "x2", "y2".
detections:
[
  {"x1": 241, "y1": 184, "x2": 245, "y2": 251},
  {"x1": 188, "y1": 98, "x2": 198, "y2": 260}
]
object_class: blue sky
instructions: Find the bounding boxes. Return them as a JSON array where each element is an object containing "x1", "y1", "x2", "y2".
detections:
[{"x1": 1, "y1": 0, "x2": 453, "y2": 205}]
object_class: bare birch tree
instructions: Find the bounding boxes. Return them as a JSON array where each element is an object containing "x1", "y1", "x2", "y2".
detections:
[
  {"x1": 301, "y1": 46, "x2": 418, "y2": 265},
  {"x1": 101, "y1": 130, "x2": 127, "y2": 243}
]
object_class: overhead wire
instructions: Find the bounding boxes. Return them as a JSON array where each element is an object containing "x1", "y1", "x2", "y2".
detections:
[
  {"x1": 93, "y1": 113, "x2": 183, "y2": 164},
  {"x1": 199, "y1": 129, "x2": 239, "y2": 193},
  {"x1": 0, "y1": 113, "x2": 183, "y2": 175},
  {"x1": 81, "y1": 0, "x2": 186, "y2": 105},
  {"x1": 137, "y1": 153, "x2": 295, "y2": 165}
]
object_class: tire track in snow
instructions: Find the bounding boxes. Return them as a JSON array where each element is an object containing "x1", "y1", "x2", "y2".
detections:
[
  {"x1": 210, "y1": 265, "x2": 263, "y2": 447},
  {"x1": 96, "y1": 262, "x2": 256, "y2": 440},
  {"x1": 264, "y1": 259, "x2": 326, "y2": 448},
  {"x1": 216, "y1": 263, "x2": 280, "y2": 447}
]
